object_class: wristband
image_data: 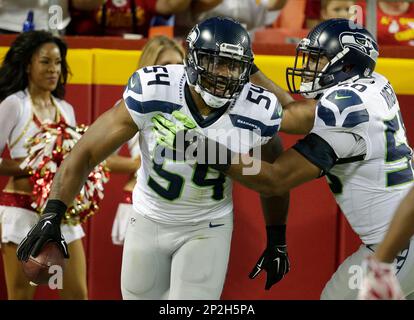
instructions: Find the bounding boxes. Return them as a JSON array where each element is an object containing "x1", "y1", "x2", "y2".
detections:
[
  {"x1": 43, "y1": 199, "x2": 67, "y2": 220},
  {"x1": 266, "y1": 224, "x2": 286, "y2": 247}
]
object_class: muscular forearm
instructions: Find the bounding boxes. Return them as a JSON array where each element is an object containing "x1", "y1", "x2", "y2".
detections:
[
  {"x1": 106, "y1": 154, "x2": 141, "y2": 174},
  {"x1": 250, "y1": 70, "x2": 294, "y2": 107},
  {"x1": 0, "y1": 158, "x2": 30, "y2": 177},
  {"x1": 226, "y1": 155, "x2": 285, "y2": 197},
  {"x1": 258, "y1": 135, "x2": 290, "y2": 225},
  {"x1": 49, "y1": 148, "x2": 96, "y2": 206},
  {"x1": 280, "y1": 100, "x2": 317, "y2": 135},
  {"x1": 374, "y1": 187, "x2": 414, "y2": 263},
  {"x1": 225, "y1": 149, "x2": 320, "y2": 197}
]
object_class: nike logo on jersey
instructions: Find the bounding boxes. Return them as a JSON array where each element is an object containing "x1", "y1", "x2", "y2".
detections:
[
  {"x1": 41, "y1": 221, "x2": 52, "y2": 230},
  {"x1": 209, "y1": 222, "x2": 225, "y2": 228},
  {"x1": 334, "y1": 93, "x2": 352, "y2": 100}
]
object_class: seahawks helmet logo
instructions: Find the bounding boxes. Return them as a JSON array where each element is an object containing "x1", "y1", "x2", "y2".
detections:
[
  {"x1": 186, "y1": 26, "x2": 200, "y2": 49},
  {"x1": 340, "y1": 32, "x2": 378, "y2": 61}
]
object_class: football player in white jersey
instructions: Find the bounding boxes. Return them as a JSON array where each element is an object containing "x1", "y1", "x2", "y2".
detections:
[
  {"x1": 154, "y1": 18, "x2": 414, "y2": 299},
  {"x1": 15, "y1": 17, "x2": 316, "y2": 299}
]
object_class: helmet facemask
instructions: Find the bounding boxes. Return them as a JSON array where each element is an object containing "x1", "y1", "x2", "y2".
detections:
[{"x1": 286, "y1": 38, "x2": 333, "y2": 99}]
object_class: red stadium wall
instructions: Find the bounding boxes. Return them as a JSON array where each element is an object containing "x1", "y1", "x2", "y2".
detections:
[
  {"x1": 1, "y1": 39, "x2": 414, "y2": 300},
  {"x1": 86, "y1": 85, "x2": 125, "y2": 300}
]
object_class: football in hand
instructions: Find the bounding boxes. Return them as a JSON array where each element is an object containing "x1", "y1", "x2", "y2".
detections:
[{"x1": 21, "y1": 242, "x2": 66, "y2": 286}]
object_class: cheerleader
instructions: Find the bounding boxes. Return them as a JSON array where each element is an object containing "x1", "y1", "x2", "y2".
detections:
[{"x1": 0, "y1": 31, "x2": 87, "y2": 299}]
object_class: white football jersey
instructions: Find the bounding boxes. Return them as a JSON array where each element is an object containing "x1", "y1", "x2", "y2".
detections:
[
  {"x1": 294, "y1": 72, "x2": 413, "y2": 244},
  {"x1": 123, "y1": 64, "x2": 282, "y2": 224}
]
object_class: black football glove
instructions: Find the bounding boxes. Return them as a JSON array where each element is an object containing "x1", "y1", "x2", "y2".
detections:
[
  {"x1": 249, "y1": 225, "x2": 290, "y2": 290},
  {"x1": 17, "y1": 200, "x2": 69, "y2": 261}
]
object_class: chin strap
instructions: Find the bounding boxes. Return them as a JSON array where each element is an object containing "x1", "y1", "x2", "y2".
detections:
[
  {"x1": 195, "y1": 84, "x2": 230, "y2": 109},
  {"x1": 300, "y1": 83, "x2": 323, "y2": 99}
]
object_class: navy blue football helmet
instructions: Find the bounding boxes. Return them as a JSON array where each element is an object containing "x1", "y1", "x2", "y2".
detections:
[
  {"x1": 185, "y1": 17, "x2": 254, "y2": 108},
  {"x1": 286, "y1": 18, "x2": 379, "y2": 98}
]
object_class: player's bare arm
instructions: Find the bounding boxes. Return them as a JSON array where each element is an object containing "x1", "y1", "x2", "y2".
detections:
[
  {"x1": 49, "y1": 100, "x2": 138, "y2": 205},
  {"x1": 258, "y1": 135, "x2": 290, "y2": 224},
  {"x1": 279, "y1": 99, "x2": 316, "y2": 135},
  {"x1": 250, "y1": 70, "x2": 294, "y2": 107},
  {"x1": 248, "y1": 135, "x2": 291, "y2": 289},
  {"x1": 227, "y1": 148, "x2": 321, "y2": 197},
  {"x1": 106, "y1": 154, "x2": 141, "y2": 174}
]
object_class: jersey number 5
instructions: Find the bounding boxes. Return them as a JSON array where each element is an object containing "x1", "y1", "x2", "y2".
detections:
[
  {"x1": 384, "y1": 111, "x2": 413, "y2": 187},
  {"x1": 327, "y1": 111, "x2": 413, "y2": 194}
]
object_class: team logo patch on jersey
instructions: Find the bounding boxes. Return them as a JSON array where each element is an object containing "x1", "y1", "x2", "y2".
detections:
[{"x1": 339, "y1": 32, "x2": 379, "y2": 61}]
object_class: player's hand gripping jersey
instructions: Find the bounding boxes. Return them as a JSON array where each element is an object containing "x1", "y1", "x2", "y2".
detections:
[
  {"x1": 123, "y1": 64, "x2": 282, "y2": 224},
  {"x1": 294, "y1": 72, "x2": 414, "y2": 244}
]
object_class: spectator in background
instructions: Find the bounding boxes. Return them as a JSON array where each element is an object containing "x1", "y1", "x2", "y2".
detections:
[
  {"x1": 173, "y1": 0, "x2": 222, "y2": 37},
  {"x1": 305, "y1": 0, "x2": 355, "y2": 29},
  {"x1": 377, "y1": 1, "x2": 414, "y2": 46},
  {"x1": 320, "y1": 0, "x2": 355, "y2": 20},
  {"x1": 0, "y1": 0, "x2": 103, "y2": 34},
  {"x1": 108, "y1": 35, "x2": 185, "y2": 246},
  {"x1": 0, "y1": 31, "x2": 87, "y2": 300},
  {"x1": 68, "y1": 0, "x2": 191, "y2": 37},
  {"x1": 175, "y1": 0, "x2": 287, "y2": 38},
  {"x1": 306, "y1": 0, "x2": 414, "y2": 46}
]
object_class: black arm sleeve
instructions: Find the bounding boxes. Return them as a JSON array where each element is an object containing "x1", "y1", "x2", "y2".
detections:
[
  {"x1": 250, "y1": 63, "x2": 259, "y2": 76},
  {"x1": 292, "y1": 133, "x2": 338, "y2": 175}
]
